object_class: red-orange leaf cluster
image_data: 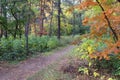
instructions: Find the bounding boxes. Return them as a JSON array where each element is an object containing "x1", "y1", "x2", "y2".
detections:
[{"x1": 75, "y1": 0, "x2": 97, "y2": 10}]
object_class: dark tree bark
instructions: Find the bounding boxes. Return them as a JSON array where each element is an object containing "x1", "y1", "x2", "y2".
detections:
[
  {"x1": 79, "y1": 0, "x2": 82, "y2": 33},
  {"x1": 0, "y1": 29, "x2": 3, "y2": 38},
  {"x1": 57, "y1": 0, "x2": 61, "y2": 39},
  {"x1": 2, "y1": 0, "x2": 8, "y2": 38},
  {"x1": 25, "y1": 15, "x2": 30, "y2": 55},
  {"x1": 0, "y1": 2, "x2": 3, "y2": 38}
]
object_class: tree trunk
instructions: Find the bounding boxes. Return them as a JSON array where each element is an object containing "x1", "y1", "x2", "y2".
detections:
[
  {"x1": 25, "y1": 15, "x2": 30, "y2": 55},
  {"x1": 3, "y1": 0, "x2": 8, "y2": 38},
  {"x1": 0, "y1": 29, "x2": 3, "y2": 38},
  {"x1": 49, "y1": 1, "x2": 54, "y2": 37},
  {"x1": 72, "y1": 12, "x2": 76, "y2": 36},
  {"x1": 57, "y1": 0, "x2": 61, "y2": 39},
  {"x1": 39, "y1": 0, "x2": 45, "y2": 36}
]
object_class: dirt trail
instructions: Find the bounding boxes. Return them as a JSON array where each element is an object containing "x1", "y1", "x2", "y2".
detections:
[{"x1": 0, "y1": 45, "x2": 75, "y2": 80}]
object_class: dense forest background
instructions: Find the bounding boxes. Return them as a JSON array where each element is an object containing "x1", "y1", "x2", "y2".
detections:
[{"x1": 0, "y1": 0, "x2": 89, "y2": 61}]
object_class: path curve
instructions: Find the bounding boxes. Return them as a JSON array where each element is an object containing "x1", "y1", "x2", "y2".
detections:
[{"x1": 0, "y1": 45, "x2": 75, "y2": 80}]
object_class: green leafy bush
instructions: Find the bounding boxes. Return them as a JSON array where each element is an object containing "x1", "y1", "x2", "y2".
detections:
[
  {"x1": 0, "y1": 35, "x2": 70, "y2": 61},
  {"x1": 95, "y1": 56, "x2": 120, "y2": 76},
  {"x1": 47, "y1": 36, "x2": 59, "y2": 49},
  {"x1": 12, "y1": 39, "x2": 24, "y2": 53},
  {"x1": 76, "y1": 37, "x2": 120, "y2": 78},
  {"x1": 0, "y1": 38, "x2": 13, "y2": 54},
  {"x1": 38, "y1": 36, "x2": 49, "y2": 51},
  {"x1": 75, "y1": 38, "x2": 97, "y2": 60}
]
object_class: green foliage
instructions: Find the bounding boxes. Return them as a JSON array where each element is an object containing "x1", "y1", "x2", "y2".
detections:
[
  {"x1": 28, "y1": 35, "x2": 49, "y2": 52},
  {"x1": 47, "y1": 36, "x2": 59, "y2": 49},
  {"x1": 76, "y1": 38, "x2": 120, "y2": 78},
  {"x1": 0, "y1": 37, "x2": 26, "y2": 61},
  {"x1": 78, "y1": 67, "x2": 89, "y2": 75},
  {"x1": 0, "y1": 38, "x2": 13, "y2": 54},
  {"x1": 95, "y1": 56, "x2": 120, "y2": 76},
  {"x1": 75, "y1": 37, "x2": 107, "y2": 60},
  {"x1": 46, "y1": 22, "x2": 73, "y2": 36},
  {"x1": 59, "y1": 36, "x2": 73, "y2": 46},
  {"x1": 0, "y1": 35, "x2": 68, "y2": 61},
  {"x1": 75, "y1": 38, "x2": 96, "y2": 60},
  {"x1": 39, "y1": 36, "x2": 49, "y2": 51},
  {"x1": 111, "y1": 58, "x2": 120, "y2": 76},
  {"x1": 0, "y1": 16, "x2": 7, "y2": 28},
  {"x1": 12, "y1": 39, "x2": 24, "y2": 53}
]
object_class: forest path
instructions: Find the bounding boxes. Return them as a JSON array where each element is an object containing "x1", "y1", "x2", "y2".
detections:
[{"x1": 0, "y1": 45, "x2": 75, "y2": 80}]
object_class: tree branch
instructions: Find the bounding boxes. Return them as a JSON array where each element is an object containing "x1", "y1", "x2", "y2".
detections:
[{"x1": 96, "y1": 0, "x2": 118, "y2": 42}]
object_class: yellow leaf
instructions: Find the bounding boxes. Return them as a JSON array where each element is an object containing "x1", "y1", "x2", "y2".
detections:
[{"x1": 93, "y1": 72, "x2": 100, "y2": 77}]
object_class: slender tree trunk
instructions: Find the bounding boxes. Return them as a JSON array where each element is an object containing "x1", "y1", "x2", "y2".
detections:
[
  {"x1": 79, "y1": 12, "x2": 82, "y2": 33},
  {"x1": 49, "y1": 14, "x2": 53, "y2": 36},
  {"x1": 3, "y1": 0, "x2": 8, "y2": 38},
  {"x1": 0, "y1": 1, "x2": 2, "y2": 39},
  {"x1": 14, "y1": 20, "x2": 19, "y2": 38},
  {"x1": 0, "y1": 29, "x2": 3, "y2": 38},
  {"x1": 39, "y1": 0, "x2": 45, "y2": 36},
  {"x1": 39, "y1": 0, "x2": 43, "y2": 36},
  {"x1": 49, "y1": 1, "x2": 54, "y2": 36},
  {"x1": 19, "y1": 25, "x2": 22, "y2": 39},
  {"x1": 11, "y1": 8, "x2": 19, "y2": 39},
  {"x1": 34, "y1": 23, "x2": 37, "y2": 36},
  {"x1": 72, "y1": 12, "x2": 75, "y2": 36},
  {"x1": 4, "y1": 31, "x2": 7, "y2": 38},
  {"x1": 57, "y1": 0, "x2": 61, "y2": 39},
  {"x1": 18, "y1": 16, "x2": 22, "y2": 39},
  {"x1": 25, "y1": 15, "x2": 30, "y2": 55}
]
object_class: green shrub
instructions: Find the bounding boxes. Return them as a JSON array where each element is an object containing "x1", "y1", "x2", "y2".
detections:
[
  {"x1": 28, "y1": 36, "x2": 39, "y2": 52},
  {"x1": 38, "y1": 36, "x2": 49, "y2": 51},
  {"x1": 0, "y1": 35, "x2": 70, "y2": 61},
  {"x1": 95, "y1": 56, "x2": 120, "y2": 76},
  {"x1": 0, "y1": 52, "x2": 27, "y2": 61},
  {"x1": 75, "y1": 38, "x2": 96, "y2": 60},
  {"x1": 47, "y1": 36, "x2": 59, "y2": 49},
  {"x1": 0, "y1": 38, "x2": 26, "y2": 61},
  {"x1": 76, "y1": 37, "x2": 120, "y2": 78},
  {"x1": 28, "y1": 35, "x2": 49, "y2": 52},
  {"x1": 12, "y1": 39, "x2": 24, "y2": 53},
  {"x1": 0, "y1": 38, "x2": 13, "y2": 53}
]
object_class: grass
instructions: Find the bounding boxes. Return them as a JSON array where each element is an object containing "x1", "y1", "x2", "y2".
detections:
[
  {"x1": 27, "y1": 45, "x2": 76, "y2": 80},
  {"x1": 43, "y1": 45, "x2": 69, "y2": 56},
  {"x1": 27, "y1": 63, "x2": 73, "y2": 80}
]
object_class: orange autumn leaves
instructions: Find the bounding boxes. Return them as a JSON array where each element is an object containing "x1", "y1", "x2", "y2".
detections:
[
  {"x1": 75, "y1": 0, "x2": 97, "y2": 10},
  {"x1": 79, "y1": 0, "x2": 120, "y2": 60},
  {"x1": 66, "y1": 0, "x2": 97, "y2": 13},
  {"x1": 89, "y1": 41, "x2": 120, "y2": 60}
]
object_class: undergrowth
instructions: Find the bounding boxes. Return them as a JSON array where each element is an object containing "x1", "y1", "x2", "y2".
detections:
[{"x1": 0, "y1": 35, "x2": 72, "y2": 61}]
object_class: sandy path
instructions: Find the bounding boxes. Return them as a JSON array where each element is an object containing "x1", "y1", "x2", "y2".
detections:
[{"x1": 0, "y1": 45, "x2": 75, "y2": 80}]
